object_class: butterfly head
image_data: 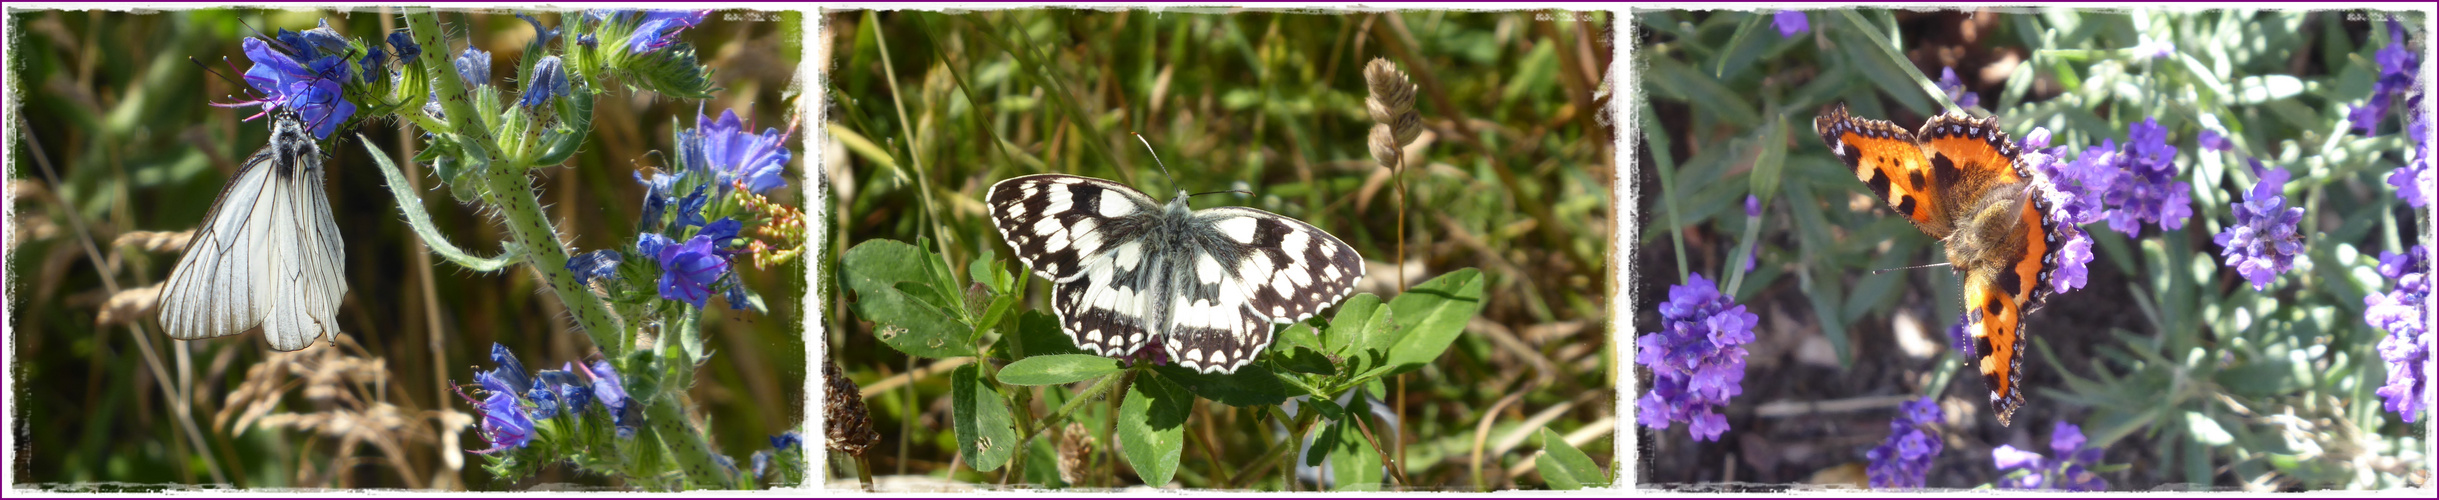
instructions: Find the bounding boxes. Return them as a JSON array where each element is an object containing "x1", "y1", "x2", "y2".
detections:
[{"x1": 264, "y1": 109, "x2": 323, "y2": 175}]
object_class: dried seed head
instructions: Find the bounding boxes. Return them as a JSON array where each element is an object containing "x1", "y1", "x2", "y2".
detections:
[
  {"x1": 1057, "y1": 422, "x2": 1095, "y2": 485},
  {"x1": 1364, "y1": 58, "x2": 1416, "y2": 124},
  {"x1": 1392, "y1": 110, "x2": 1423, "y2": 146},
  {"x1": 1368, "y1": 124, "x2": 1402, "y2": 168},
  {"x1": 823, "y1": 360, "x2": 881, "y2": 457}
]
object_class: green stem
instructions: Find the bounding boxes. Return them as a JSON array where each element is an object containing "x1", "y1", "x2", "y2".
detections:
[
  {"x1": 1011, "y1": 370, "x2": 1128, "y2": 453},
  {"x1": 646, "y1": 394, "x2": 740, "y2": 489}
]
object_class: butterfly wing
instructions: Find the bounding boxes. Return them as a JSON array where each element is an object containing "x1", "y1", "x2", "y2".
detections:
[
  {"x1": 1917, "y1": 110, "x2": 2054, "y2": 427},
  {"x1": 1815, "y1": 104, "x2": 1954, "y2": 239},
  {"x1": 1165, "y1": 207, "x2": 1364, "y2": 374},
  {"x1": 158, "y1": 115, "x2": 348, "y2": 351},
  {"x1": 987, "y1": 174, "x2": 1165, "y2": 358}
]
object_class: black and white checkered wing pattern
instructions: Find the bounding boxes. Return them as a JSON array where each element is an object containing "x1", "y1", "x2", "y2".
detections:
[
  {"x1": 988, "y1": 174, "x2": 1165, "y2": 356},
  {"x1": 1162, "y1": 207, "x2": 1364, "y2": 373}
]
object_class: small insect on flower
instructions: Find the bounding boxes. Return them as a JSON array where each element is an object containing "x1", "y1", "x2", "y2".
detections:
[
  {"x1": 984, "y1": 138, "x2": 1364, "y2": 374},
  {"x1": 156, "y1": 109, "x2": 349, "y2": 352}
]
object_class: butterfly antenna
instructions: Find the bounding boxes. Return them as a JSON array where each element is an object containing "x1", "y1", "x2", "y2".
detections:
[
  {"x1": 1870, "y1": 262, "x2": 1953, "y2": 275},
  {"x1": 1132, "y1": 132, "x2": 1177, "y2": 194}
]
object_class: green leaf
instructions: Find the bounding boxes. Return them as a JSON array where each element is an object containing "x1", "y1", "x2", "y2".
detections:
[
  {"x1": 1117, "y1": 374, "x2": 1190, "y2": 487},
  {"x1": 1536, "y1": 427, "x2": 1606, "y2": 489},
  {"x1": 1152, "y1": 364, "x2": 1292, "y2": 407},
  {"x1": 950, "y1": 364, "x2": 1019, "y2": 471},
  {"x1": 1322, "y1": 294, "x2": 1390, "y2": 374},
  {"x1": 841, "y1": 240, "x2": 976, "y2": 358},
  {"x1": 2182, "y1": 411, "x2": 2234, "y2": 446},
  {"x1": 997, "y1": 355, "x2": 1124, "y2": 386},
  {"x1": 1377, "y1": 269, "x2": 1487, "y2": 377},
  {"x1": 1324, "y1": 405, "x2": 1383, "y2": 491},
  {"x1": 1276, "y1": 345, "x2": 1337, "y2": 376},
  {"x1": 1011, "y1": 310, "x2": 1089, "y2": 359}
]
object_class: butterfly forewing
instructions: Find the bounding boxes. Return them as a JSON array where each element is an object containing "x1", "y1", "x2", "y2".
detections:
[
  {"x1": 987, "y1": 173, "x2": 1363, "y2": 374},
  {"x1": 157, "y1": 112, "x2": 348, "y2": 351}
]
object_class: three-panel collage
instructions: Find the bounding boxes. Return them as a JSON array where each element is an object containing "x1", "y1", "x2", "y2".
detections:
[{"x1": 0, "y1": 2, "x2": 2429, "y2": 496}]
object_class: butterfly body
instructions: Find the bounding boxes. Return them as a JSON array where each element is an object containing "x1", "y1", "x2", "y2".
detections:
[
  {"x1": 157, "y1": 110, "x2": 349, "y2": 352},
  {"x1": 987, "y1": 174, "x2": 1363, "y2": 374},
  {"x1": 1815, "y1": 104, "x2": 2062, "y2": 426}
]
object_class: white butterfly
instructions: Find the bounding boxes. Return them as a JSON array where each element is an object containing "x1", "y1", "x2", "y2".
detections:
[
  {"x1": 156, "y1": 110, "x2": 348, "y2": 351},
  {"x1": 986, "y1": 173, "x2": 1364, "y2": 374}
]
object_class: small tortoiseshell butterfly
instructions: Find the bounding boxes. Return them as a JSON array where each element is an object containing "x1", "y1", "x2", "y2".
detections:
[{"x1": 1813, "y1": 103, "x2": 2065, "y2": 426}]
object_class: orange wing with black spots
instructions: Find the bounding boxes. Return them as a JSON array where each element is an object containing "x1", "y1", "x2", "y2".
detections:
[
  {"x1": 1814, "y1": 103, "x2": 2062, "y2": 426},
  {"x1": 1815, "y1": 104, "x2": 1955, "y2": 238}
]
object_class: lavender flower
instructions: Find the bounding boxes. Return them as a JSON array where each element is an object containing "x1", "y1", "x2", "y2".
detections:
[
  {"x1": 1773, "y1": 11, "x2": 1808, "y2": 38},
  {"x1": 1635, "y1": 273, "x2": 1756, "y2": 441},
  {"x1": 520, "y1": 55, "x2": 568, "y2": 108},
  {"x1": 2099, "y1": 119, "x2": 2193, "y2": 233},
  {"x1": 2366, "y1": 246, "x2": 2430, "y2": 422},
  {"x1": 2394, "y1": 107, "x2": 2431, "y2": 208},
  {"x1": 1866, "y1": 397, "x2": 1944, "y2": 489},
  {"x1": 1742, "y1": 195, "x2": 1760, "y2": 272},
  {"x1": 2197, "y1": 130, "x2": 2229, "y2": 153},
  {"x1": 687, "y1": 108, "x2": 793, "y2": 194},
  {"x1": 1937, "y1": 67, "x2": 1979, "y2": 109},
  {"x1": 2351, "y1": 20, "x2": 2418, "y2": 136},
  {"x1": 2214, "y1": 161, "x2": 2305, "y2": 291},
  {"x1": 237, "y1": 38, "x2": 355, "y2": 138},
  {"x1": 2019, "y1": 129, "x2": 2098, "y2": 293},
  {"x1": 2131, "y1": 34, "x2": 2175, "y2": 59},
  {"x1": 1994, "y1": 421, "x2": 2108, "y2": 491}
]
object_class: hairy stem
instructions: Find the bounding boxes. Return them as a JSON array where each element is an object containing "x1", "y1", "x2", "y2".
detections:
[{"x1": 646, "y1": 394, "x2": 740, "y2": 489}]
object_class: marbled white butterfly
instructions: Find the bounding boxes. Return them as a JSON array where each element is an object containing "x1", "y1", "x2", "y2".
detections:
[{"x1": 986, "y1": 173, "x2": 1364, "y2": 374}]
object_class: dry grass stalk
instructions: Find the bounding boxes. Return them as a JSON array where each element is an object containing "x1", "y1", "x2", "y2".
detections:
[{"x1": 215, "y1": 336, "x2": 440, "y2": 488}]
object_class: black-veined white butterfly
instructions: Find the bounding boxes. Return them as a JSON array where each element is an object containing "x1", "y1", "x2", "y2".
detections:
[{"x1": 156, "y1": 109, "x2": 348, "y2": 351}]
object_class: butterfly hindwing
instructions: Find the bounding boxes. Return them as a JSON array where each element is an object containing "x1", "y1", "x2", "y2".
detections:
[{"x1": 1962, "y1": 269, "x2": 2029, "y2": 426}]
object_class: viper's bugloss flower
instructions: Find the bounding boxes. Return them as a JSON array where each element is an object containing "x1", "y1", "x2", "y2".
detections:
[
  {"x1": 583, "y1": 360, "x2": 641, "y2": 439},
  {"x1": 521, "y1": 55, "x2": 568, "y2": 107},
  {"x1": 635, "y1": 170, "x2": 680, "y2": 230},
  {"x1": 1635, "y1": 273, "x2": 1756, "y2": 442},
  {"x1": 236, "y1": 38, "x2": 355, "y2": 139},
  {"x1": 1773, "y1": 11, "x2": 1808, "y2": 38},
  {"x1": 2098, "y1": 119, "x2": 2193, "y2": 233},
  {"x1": 1866, "y1": 397, "x2": 1943, "y2": 489},
  {"x1": 646, "y1": 230, "x2": 732, "y2": 309},
  {"x1": 1937, "y1": 67, "x2": 1979, "y2": 109},
  {"x1": 286, "y1": 20, "x2": 352, "y2": 61},
  {"x1": 2214, "y1": 161, "x2": 2306, "y2": 291},
  {"x1": 517, "y1": 12, "x2": 560, "y2": 47},
  {"x1": 386, "y1": 31, "x2": 421, "y2": 61},
  {"x1": 567, "y1": 249, "x2": 624, "y2": 285},
  {"x1": 1995, "y1": 421, "x2": 2108, "y2": 491},
  {"x1": 2394, "y1": 108, "x2": 2431, "y2": 208},
  {"x1": 627, "y1": 10, "x2": 710, "y2": 55},
  {"x1": 674, "y1": 183, "x2": 712, "y2": 229},
  {"x1": 687, "y1": 108, "x2": 793, "y2": 194},
  {"x1": 538, "y1": 367, "x2": 595, "y2": 416},
  {"x1": 2367, "y1": 246, "x2": 2430, "y2": 422},
  {"x1": 476, "y1": 391, "x2": 537, "y2": 452},
  {"x1": 482, "y1": 343, "x2": 533, "y2": 395},
  {"x1": 455, "y1": 46, "x2": 492, "y2": 86},
  {"x1": 771, "y1": 432, "x2": 803, "y2": 450}
]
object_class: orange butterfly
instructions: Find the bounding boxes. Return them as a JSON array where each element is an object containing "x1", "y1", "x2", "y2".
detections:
[{"x1": 1813, "y1": 103, "x2": 2066, "y2": 426}]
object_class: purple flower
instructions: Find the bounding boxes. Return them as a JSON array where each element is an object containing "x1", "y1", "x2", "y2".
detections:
[
  {"x1": 520, "y1": 55, "x2": 568, "y2": 108},
  {"x1": 476, "y1": 391, "x2": 536, "y2": 452},
  {"x1": 626, "y1": 10, "x2": 710, "y2": 55},
  {"x1": 2197, "y1": 130, "x2": 2229, "y2": 152},
  {"x1": 386, "y1": 31, "x2": 421, "y2": 61},
  {"x1": 1866, "y1": 397, "x2": 1944, "y2": 489},
  {"x1": 2353, "y1": 20, "x2": 2419, "y2": 136},
  {"x1": 771, "y1": 432, "x2": 803, "y2": 450},
  {"x1": 2394, "y1": 108, "x2": 2431, "y2": 208},
  {"x1": 2214, "y1": 161, "x2": 2305, "y2": 291},
  {"x1": 1995, "y1": 421, "x2": 2109, "y2": 491},
  {"x1": 1635, "y1": 273, "x2": 1756, "y2": 442},
  {"x1": 1937, "y1": 67, "x2": 1979, "y2": 109},
  {"x1": 2366, "y1": 246, "x2": 2430, "y2": 422},
  {"x1": 516, "y1": 12, "x2": 560, "y2": 48},
  {"x1": 2132, "y1": 35, "x2": 2175, "y2": 59},
  {"x1": 534, "y1": 368, "x2": 594, "y2": 418},
  {"x1": 481, "y1": 343, "x2": 532, "y2": 395},
  {"x1": 649, "y1": 231, "x2": 731, "y2": 308},
  {"x1": 2019, "y1": 131, "x2": 2099, "y2": 293},
  {"x1": 236, "y1": 38, "x2": 355, "y2": 139},
  {"x1": 1773, "y1": 11, "x2": 1808, "y2": 38},
  {"x1": 687, "y1": 108, "x2": 793, "y2": 194},
  {"x1": 2098, "y1": 119, "x2": 2192, "y2": 233},
  {"x1": 583, "y1": 360, "x2": 641, "y2": 439},
  {"x1": 455, "y1": 46, "x2": 491, "y2": 86},
  {"x1": 634, "y1": 170, "x2": 680, "y2": 230}
]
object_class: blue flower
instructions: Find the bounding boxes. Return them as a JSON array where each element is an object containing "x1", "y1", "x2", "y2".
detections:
[
  {"x1": 1995, "y1": 421, "x2": 2108, "y2": 491},
  {"x1": 584, "y1": 360, "x2": 641, "y2": 439},
  {"x1": 626, "y1": 10, "x2": 709, "y2": 55},
  {"x1": 1866, "y1": 397, "x2": 1943, "y2": 489},
  {"x1": 674, "y1": 183, "x2": 713, "y2": 229},
  {"x1": 751, "y1": 451, "x2": 773, "y2": 481},
  {"x1": 2367, "y1": 246, "x2": 2430, "y2": 422},
  {"x1": 719, "y1": 272, "x2": 750, "y2": 310},
  {"x1": 2214, "y1": 161, "x2": 2306, "y2": 291},
  {"x1": 1773, "y1": 11, "x2": 1808, "y2": 38},
  {"x1": 356, "y1": 47, "x2": 384, "y2": 83},
  {"x1": 2197, "y1": 130, "x2": 2229, "y2": 152},
  {"x1": 517, "y1": 12, "x2": 560, "y2": 47},
  {"x1": 771, "y1": 432, "x2": 803, "y2": 450},
  {"x1": 567, "y1": 249, "x2": 624, "y2": 285},
  {"x1": 534, "y1": 368, "x2": 593, "y2": 418},
  {"x1": 386, "y1": 31, "x2": 421, "y2": 61},
  {"x1": 1936, "y1": 66, "x2": 1978, "y2": 109},
  {"x1": 688, "y1": 108, "x2": 793, "y2": 194},
  {"x1": 476, "y1": 391, "x2": 537, "y2": 452},
  {"x1": 635, "y1": 170, "x2": 680, "y2": 230},
  {"x1": 520, "y1": 55, "x2": 568, "y2": 107},
  {"x1": 2099, "y1": 119, "x2": 2192, "y2": 233},
  {"x1": 1635, "y1": 273, "x2": 1756, "y2": 442},
  {"x1": 455, "y1": 46, "x2": 492, "y2": 86},
  {"x1": 481, "y1": 343, "x2": 532, "y2": 395},
  {"x1": 652, "y1": 231, "x2": 732, "y2": 308},
  {"x1": 238, "y1": 38, "x2": 355, "y2": 139}
]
